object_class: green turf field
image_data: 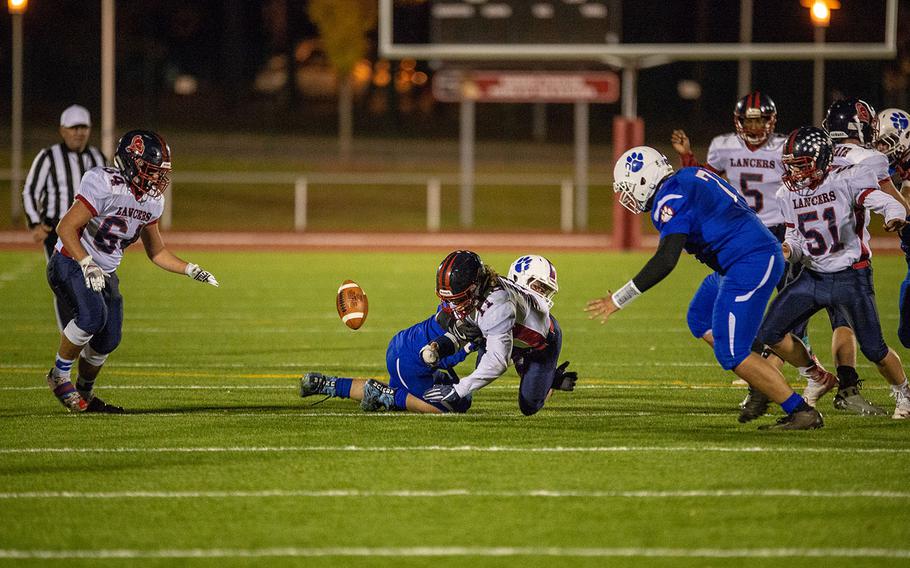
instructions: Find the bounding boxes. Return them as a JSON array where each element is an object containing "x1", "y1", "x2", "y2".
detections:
[{"x1": 1, "y1": 249, "x2": 909, "y2": 566}]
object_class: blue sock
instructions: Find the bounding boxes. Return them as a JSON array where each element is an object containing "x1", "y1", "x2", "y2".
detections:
[
  {"x1": 780, "y1": 392, "x2": 805, "y2": 414},
  {"x1": 335, "y1": 378, "x2": 352, "y2": 399},
  {"x1": 393, "y1": 388, "x2": 410, "y2": 411}
]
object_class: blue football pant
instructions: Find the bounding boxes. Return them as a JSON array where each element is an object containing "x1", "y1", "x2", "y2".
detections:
[
  {"x1": 686, "y1": 251, "x2": 785, "y2": 370},
  {"x1": 46, "y1": 252, "x2": 123, "y2": 355}
]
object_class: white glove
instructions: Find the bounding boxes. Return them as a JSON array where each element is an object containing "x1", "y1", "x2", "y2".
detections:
[
  {"x1": 78, "y1": 255, "x2": 106, "y2": 292},
  {"x1": 419, "y1": 342, "x2": 440, "y2": 366},
  {"x1": 185, "y1": 263, "x2": 219, "y2": 287}
]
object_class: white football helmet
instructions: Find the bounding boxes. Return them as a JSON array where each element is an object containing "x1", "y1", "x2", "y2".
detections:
[
  {"x1": 508, "y1": 255, "x2": 558, "y2": 308},
  {"x1": 874, "y1": 108, "x2": 910, "y2": 166},
  {"x1": 613, "y1": 146, "x2": 674, "y2": 214}
]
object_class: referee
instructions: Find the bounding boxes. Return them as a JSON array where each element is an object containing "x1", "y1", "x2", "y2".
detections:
[{"x1": 21, "y1": 104, "x2": 107, "y2": 331}]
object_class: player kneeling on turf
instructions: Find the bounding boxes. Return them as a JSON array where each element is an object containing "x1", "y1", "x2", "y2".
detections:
[
  {"x1": 300, "y1": 309, "x2": 479, "y2": 414},
  {"x1": 422, "y1": 252, "x2": 576, "y2": 415},
  {"x1": 299, "y1": 254, "x2": 576, "y2": 414}
]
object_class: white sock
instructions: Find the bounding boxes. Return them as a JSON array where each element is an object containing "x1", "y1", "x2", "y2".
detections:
[
  {"x1": 53, "y1": 354, "x2": 75, "y2": 380},
  {"x1": 892, "y1": 379, "x2": 910, "y2": 397}
]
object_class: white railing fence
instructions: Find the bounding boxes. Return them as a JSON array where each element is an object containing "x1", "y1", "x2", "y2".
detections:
[{"x1": 3, "y1": 170, "x2": 613, "y2": 232}]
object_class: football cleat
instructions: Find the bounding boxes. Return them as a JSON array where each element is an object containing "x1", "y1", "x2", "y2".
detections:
[
  {"x1": 84, "y1": 395, "x2": 125, "y2": 414},
  {"x1": 299, "y1": 372, "x2": 337, "y2": 398},
  {"x1": 893, "y1": 390, "x2": 910, "y2": 420},
  {"x1": 738, "y1": 386, "x2": 771, "y2": 423},
  {"x1": 803, "y1": 378, "x2": 836, "y2": 407},
  {"x1": 801, "y1": 356, "x2": 837, "y2": 406},
  {"x1": 46, "y1": 370, "x2": 87, "y2": 412},
  {"x1": 758, "y1": 408, "x2": 824, "y2": 430},
  {"x1": 360, "y1": 379, "x2": 397, "y2": 412},
  {"x1": 833, "y1": 384, "x2": 886, "y2": 416}
]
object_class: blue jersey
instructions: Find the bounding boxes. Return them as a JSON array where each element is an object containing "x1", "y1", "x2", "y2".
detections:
[
  {"x1": 651, "y1": 167, "x2": 779, "y2": 274},
  {"x1": 387, "y1": 314, "x2": 468, "y2": 372}
]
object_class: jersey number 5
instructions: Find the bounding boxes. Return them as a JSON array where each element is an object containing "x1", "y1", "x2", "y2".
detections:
[{"x1": 739, "y1": 173, "x2": 764, "y2": 213}]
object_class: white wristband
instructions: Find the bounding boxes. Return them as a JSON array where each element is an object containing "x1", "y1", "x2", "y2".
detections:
[
  {"x1": 184, "y1": 262, "x2": 198, "y2": 277},
  {"x1": 611, "y1": 280, "x2": 642, "y2": 310},
  {"x1": 78, "y1": 255, "x2": 94, "y2": 269}
]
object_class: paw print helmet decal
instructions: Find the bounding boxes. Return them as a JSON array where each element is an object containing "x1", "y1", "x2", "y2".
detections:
[{"x1": 613, "y1": 146, "x2": 674, "y2": 214}]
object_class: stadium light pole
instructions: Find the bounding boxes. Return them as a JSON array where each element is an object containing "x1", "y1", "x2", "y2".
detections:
[
  {"x1": 8, "y1": 0, "x2": 27, "y2": 224},
  {"x1": 738, "y1": 0, "x2": 753, "y2": 97},
  {"x1": 101, "y1": 0, "x2": 115, "y2": 161},
  {"x1": 802, "y1": 0, "x2": 840, "y2": 125}
]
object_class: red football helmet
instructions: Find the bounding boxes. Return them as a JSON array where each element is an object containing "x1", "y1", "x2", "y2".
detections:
[{"x1": 734, "y1": 91, "x2": 778, "y2": 147}]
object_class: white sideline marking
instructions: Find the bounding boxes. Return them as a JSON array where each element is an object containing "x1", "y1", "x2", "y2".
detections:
[
  {"x1": 0, "y1": 547, "x2": 908, "y2": 560},
  {"x1": 2, "y1": 445, "x2": 909, "y2": 455},
  {"x1": 0, "y1": 384, "x2": 894, "y2": 391},
  {"x1": 0, "y1": 488, "x2": 907, "y2": 500}
]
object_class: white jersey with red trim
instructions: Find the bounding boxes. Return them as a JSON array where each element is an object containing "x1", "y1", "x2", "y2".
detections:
[
  {"x1": 55, "y1": 166, "x2": 163, "y2": 273},
  {"x1": 706, "y1": 132, "x2": 787, "y2": 227},
  {"x1": 832, "y1": 143, "x2": 891, "y2": 182},
  {"x1": 453, "y1": 277, "x2": 552, "y2": 398},
  {"x1": 778, "y1": 163, "x2": 904, "y2": 273}
]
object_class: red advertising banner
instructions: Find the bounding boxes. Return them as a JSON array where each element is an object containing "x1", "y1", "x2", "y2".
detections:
[{"x1": 433, "y1": 70, "x2": 620, "y2": 103}]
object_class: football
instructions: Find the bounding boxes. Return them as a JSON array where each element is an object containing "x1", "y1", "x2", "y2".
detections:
[{"x1": 336, "y1": 280, "x2": 368, "y2": 330}]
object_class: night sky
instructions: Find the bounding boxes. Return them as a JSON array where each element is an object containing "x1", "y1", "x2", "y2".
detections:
[{"x1": 0, "y1": 0, "x2": 906, "y2": 141}]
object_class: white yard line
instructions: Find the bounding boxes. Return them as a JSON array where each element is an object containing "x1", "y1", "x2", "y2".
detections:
[
  {"x1": 1, "y1": 445, "x2": 908, "y2": 454},
  {"x1": 0, "y1": 546, "x2": 907, "y2": 560},
  {"x1": 17, "y1": 411, "x2": 733, "y2": 419},
  {"x1": 0, "y1": 259, "x2": 36, "y2": 291},
  {"x1": 0, "y1": 488, "x2": 907, "y2": 500}
]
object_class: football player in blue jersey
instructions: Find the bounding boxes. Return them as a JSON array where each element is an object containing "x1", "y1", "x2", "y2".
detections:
[
  {"x1": 586, "y1": 146, "x2": 827, "y2": 430},
  {"x1": 300, "y1": 254, "x2": 576, "y2": 414},
  {"x1": 299, "y1": 309, "x2": 477, "y2": 413}
]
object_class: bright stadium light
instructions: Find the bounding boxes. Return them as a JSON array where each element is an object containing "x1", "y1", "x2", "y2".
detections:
[
  {"x1": 800, "y1": 0, "x2": 841, "y2": 27},
  {"x1": 7, "y1": 0, "x2": 28, "y2": 14}
]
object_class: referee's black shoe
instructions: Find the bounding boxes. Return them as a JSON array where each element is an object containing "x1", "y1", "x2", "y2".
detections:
[{"x1": 84, "y1": 396, "x2": 125, "y2": 414}]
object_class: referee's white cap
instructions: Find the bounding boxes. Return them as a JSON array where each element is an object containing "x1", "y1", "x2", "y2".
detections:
[{"x1": 60, "y1": 105, "x2": 91, "y2": 128}]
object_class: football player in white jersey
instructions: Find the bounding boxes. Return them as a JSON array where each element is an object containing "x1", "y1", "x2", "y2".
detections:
[
  {"x1": 805, "y1": 99, "x2": 910, "y2": 412},
  {"x1": 758, "y1": 127, "x2": 910, "y2": 420},
  {"x1": 44, "y1": 130, "x2": 219, "y2": 412},
  {"x1": 422, "y1": 251, "x2": 575, "y2": 415},
  {"x1": 874, "y1": 108, "x2": 910, "y2": 348},
  {"x1": 302, "y1": 254, "x2": 575, "y2": 414},
  {"x1": 672, "y1": 91, "x2": 789, "y2": 235}
]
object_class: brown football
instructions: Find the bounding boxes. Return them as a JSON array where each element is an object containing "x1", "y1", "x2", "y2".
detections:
[{"x1": 336, "y1": 280, "x2": 368, "y2": 330}]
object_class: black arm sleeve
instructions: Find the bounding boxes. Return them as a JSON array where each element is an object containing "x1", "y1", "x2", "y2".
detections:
[{"x1": 630, "y1": 233, "x2": 687, "y2": 293}]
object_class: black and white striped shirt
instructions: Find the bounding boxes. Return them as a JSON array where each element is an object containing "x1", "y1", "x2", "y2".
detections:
[{"x1": 21, "y1": 143, "x2": 107, "y2": 228}]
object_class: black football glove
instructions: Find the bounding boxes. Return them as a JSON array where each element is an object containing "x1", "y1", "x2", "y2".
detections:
[
  {"x1": 551, "y1": 361, "x2": 578, "y2": 392},
  {"x1": 435, "y1": 308, "x2": 482, "y2": 342}
]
